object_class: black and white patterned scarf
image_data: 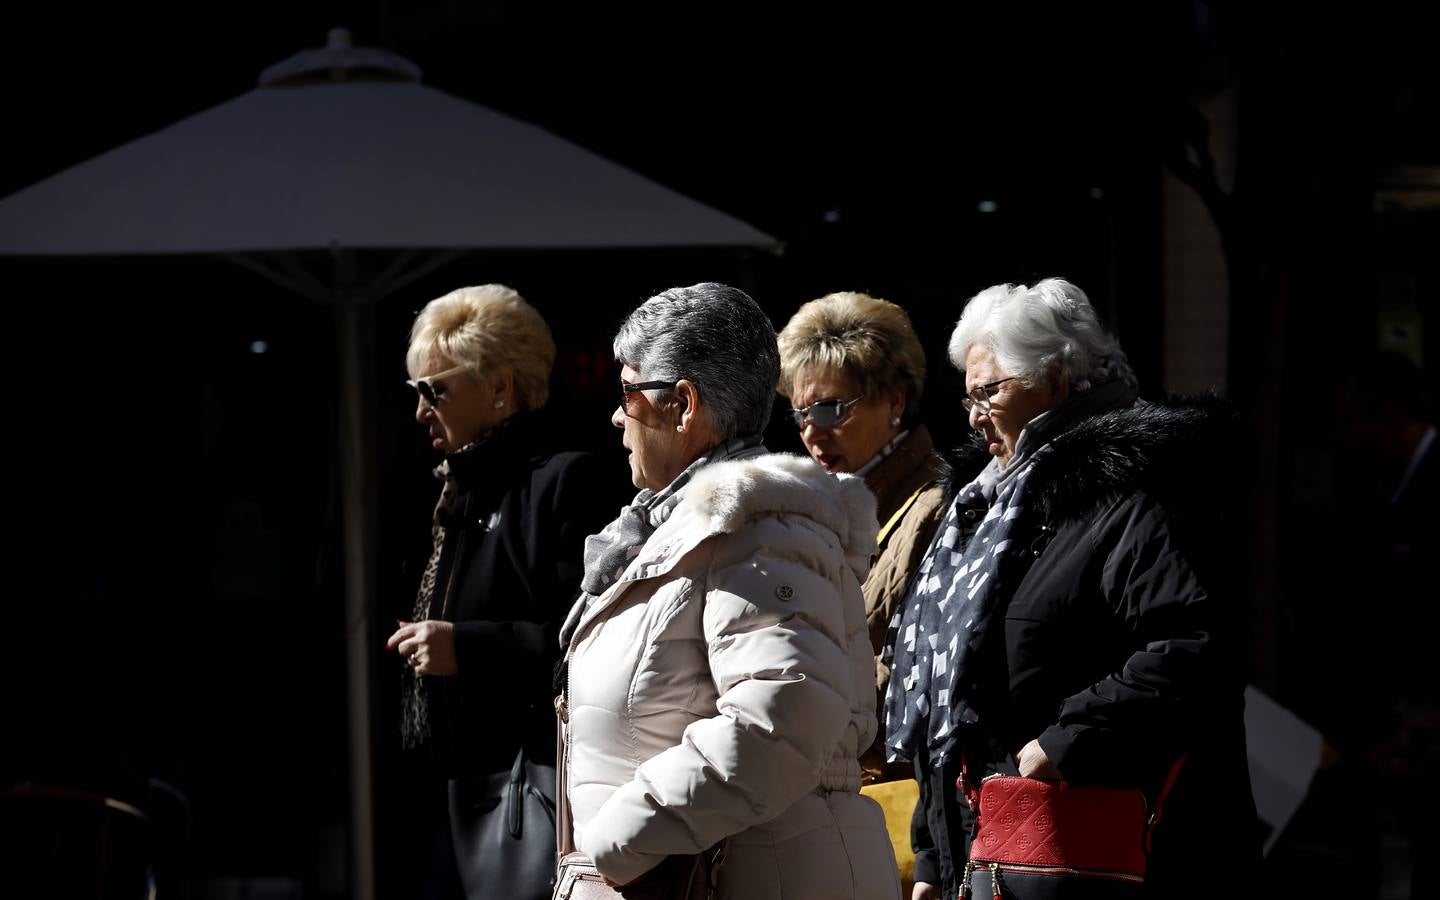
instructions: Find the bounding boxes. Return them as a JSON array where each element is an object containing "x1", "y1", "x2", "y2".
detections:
[
  {"x1": 880, "y1": 449, "x2": 1044, "y2": 767},
  {"x1": 577, "y1": 434, "x2": 765, "y2": 598}
]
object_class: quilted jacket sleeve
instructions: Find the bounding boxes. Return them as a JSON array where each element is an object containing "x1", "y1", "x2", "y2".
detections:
[
  {"x1": 1035, "y1": 494, "x2": 1231, "y2": 783},
  {"x1": 580, "y1": 516, "x2": 870, "y2": 885}
]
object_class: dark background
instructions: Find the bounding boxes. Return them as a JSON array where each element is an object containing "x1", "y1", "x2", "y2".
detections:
[{"x1": 3, "y1": 1, "x2": 1436, "y2": 897}]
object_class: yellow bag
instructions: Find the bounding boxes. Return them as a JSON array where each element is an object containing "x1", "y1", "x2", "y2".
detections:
[{"x1": 860, "y1": 778, "x2": 919, "y2": 895}]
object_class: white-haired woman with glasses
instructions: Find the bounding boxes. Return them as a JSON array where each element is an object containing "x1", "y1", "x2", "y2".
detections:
[
  {"x1": 385, "y1": 284, "x2": 624, "y2": 900},
  {"x1": 557, "y1": 283, "x2": 902, "y2": 899},
  {"x1": 885, "y1": 278, "x2": 1258, "y2": 899}
]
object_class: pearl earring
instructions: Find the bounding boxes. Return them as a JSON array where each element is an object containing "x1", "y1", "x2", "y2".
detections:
[
  {"x1": 494, "y1": 399, "x2": 505, "y2": 409},
  {"x1": 890, "y1": 416, "x2": 901, "y2": 426},
  {"x1": 676, "y1": 425, "x2": 685, "y2": 433}
]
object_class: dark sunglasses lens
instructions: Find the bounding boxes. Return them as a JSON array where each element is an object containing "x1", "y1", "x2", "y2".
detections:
[
  {"x1": 416, "y1": 380, "x2": 437, "y2": 405},
  {"x1": 809, "y1": 401, "x2": 845, "y2": 428}
]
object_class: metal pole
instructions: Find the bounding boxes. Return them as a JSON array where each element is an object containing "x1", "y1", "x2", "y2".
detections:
[{"x1": 335, "y1": 249, "x2": 377, "y2": 900}]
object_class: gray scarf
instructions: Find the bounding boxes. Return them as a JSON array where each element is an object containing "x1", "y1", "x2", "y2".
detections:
[{"x1": 578, "y1": 434, "x2": 765, "y2": 598}]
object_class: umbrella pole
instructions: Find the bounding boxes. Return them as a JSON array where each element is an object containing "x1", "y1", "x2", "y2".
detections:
[{"x1": 336, "y1": 281, "x2": 378, "y2": 900}]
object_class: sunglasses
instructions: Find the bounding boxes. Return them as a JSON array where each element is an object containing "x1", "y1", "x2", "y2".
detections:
[
  {"x1": 620, "y1": 379, "x2": 678, "y2": 412},
  {"x1": 407, "y1": 363, "x2": 471, "y2": 407},
  {"x1": 790, "y1": 395, "x2": 864, "y2": 429}
]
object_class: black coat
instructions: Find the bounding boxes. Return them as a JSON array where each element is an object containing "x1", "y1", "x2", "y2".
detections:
[
  {"x1": 419, "y1": 414, "x2": 627, "y2": 777},
  {"x1": 911, "y1": 395, "x2": 1259, "y2": 898}
]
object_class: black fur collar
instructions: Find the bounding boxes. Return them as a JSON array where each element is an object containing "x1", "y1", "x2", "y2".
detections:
[{"x1": 944, "y1": 395, "x2": 1232, "y2": 524}]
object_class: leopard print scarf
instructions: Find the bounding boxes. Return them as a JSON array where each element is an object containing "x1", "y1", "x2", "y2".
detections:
[{"x1": 400, "y1": 452, "x2": 465, "y2": 750}]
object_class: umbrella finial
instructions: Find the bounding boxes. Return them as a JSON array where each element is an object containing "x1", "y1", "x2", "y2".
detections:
[{"x1": 259, "y1": 29, "x2": 422, "y2": 87}]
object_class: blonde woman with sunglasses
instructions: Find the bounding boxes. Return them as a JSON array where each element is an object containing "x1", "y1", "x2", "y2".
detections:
[
  {"x1": 777, "y1": 291, "x2": 948, "y2": 894},
  {"x1": 386, "y1": 284, "x2": 625, "y2": 900},
  {"x1": 778, "y1": 290, "x2": 947, "y2": 679}
]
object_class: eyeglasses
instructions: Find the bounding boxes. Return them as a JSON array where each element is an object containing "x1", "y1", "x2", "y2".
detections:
[
  {"x1": 621, "y1": 379, "x2": 677, "y2": 412},
  {"x1": 960, "y1": 377, "x2": 1017, "y2": 414},
  {"x1": 790, "y1": 395, "x2": 864, "y2": 430},
  {"x1": 407, "y1": 363, "x2": 471, "y2": 407}
]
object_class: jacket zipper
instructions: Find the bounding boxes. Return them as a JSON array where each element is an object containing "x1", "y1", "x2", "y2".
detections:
[{"x1": 556, "y1": 624, "x2": 577, "y2": 851}]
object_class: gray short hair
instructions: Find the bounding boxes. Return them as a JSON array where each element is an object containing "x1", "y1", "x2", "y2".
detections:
[
  {"x1": 614, "y1": 282, "x2": 780, "y2": 439},
  {"x1": 948, "y1": 278, "x2": 1135, "y2": 392}
]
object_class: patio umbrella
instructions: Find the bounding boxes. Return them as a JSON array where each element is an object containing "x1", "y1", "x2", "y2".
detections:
[{"x1": 0, "y1": 28, "x2": 776, "y2": 899}]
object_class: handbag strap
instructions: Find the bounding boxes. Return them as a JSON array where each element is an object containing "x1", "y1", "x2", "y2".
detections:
[
  {"x1": 1144, "y1": 753, "x2": 1187, "y2": 853},
  {"x1": 957, "y1": 750, "x2": 979, "y2": 809},
  {"x1": 877, "y1": 484, "x2": 929, "y2": 546},
  {"x1": 506, "y1": 745, "x2": 527, "y2": 839}
]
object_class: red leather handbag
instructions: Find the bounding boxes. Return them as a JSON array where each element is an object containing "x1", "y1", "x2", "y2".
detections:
[{"x1": 958, "y1": 758, "x2": 1184, "y2": 899}]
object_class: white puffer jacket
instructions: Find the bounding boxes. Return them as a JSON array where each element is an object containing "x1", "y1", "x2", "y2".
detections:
[{"x1": 561, "y1": 453, "x2": 901, "y2": 899}]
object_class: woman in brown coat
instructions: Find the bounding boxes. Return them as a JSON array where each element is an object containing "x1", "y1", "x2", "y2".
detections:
[{"x1": 778, "y1": 291, "x2": 947, "y2": 892}]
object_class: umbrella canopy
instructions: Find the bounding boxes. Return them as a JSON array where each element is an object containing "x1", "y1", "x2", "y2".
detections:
[
  {"x1": 0, "y1": 30, "x2": 775, "y2": 255},
  {"x1": 0, "y1": 29, "x2": 776, "y2": 900}
]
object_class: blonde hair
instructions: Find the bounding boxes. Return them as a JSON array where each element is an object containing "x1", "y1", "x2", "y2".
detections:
[
  {"x1": 406, "y1": 284, "x2": 556, "y2": 411},
  {"x1": 777, "y1": 291, "x2": 926, "y2": 410}
]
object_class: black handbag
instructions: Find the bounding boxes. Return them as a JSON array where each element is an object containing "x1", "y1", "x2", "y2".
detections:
[{"x1": 449, "y1": 746, "x2": 558, "y2": 900}]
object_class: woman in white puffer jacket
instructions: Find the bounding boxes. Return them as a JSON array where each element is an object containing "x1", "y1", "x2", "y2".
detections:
[{"x1": 558, "y1": 283, "x2": 901, "y2": 899}]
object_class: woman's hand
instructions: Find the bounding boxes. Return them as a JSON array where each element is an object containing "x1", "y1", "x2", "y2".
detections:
[
  {"x1": 1017, "y1": 738, "x2": 1063, "y2": 780},
  {"x1": 913, "y1": 881, "x2": 942, "y2": 900},
  {"x1": 386, "y1": 619, "x2": 457, "y2": 676}
]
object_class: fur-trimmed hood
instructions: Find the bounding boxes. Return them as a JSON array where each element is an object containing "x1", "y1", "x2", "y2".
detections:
[
  {"x1": 946, "y1": 394, "x2": 1233, "y2": 525},
  {"x1": 686, "y1": 452, "x2": 879, "y2": 576},
  {"x1": 561, "y1": 452, "x2": 879, "y2": 649}
]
